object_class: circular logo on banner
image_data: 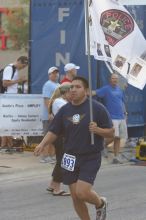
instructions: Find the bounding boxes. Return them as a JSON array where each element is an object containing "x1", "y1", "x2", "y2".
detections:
[{"x1": 100, "y1": 9, "x2": 134, "y2": 46}]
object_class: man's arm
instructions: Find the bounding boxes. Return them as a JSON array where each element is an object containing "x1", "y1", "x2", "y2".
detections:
[
  {"x1": 92, "y1": 90, "x2": 96, "y2": 96},
  {"x1": 44, "y1": 97, "x2": 50, "y2": 108},
  {"x1": 3, "y1": 76, "x2": 27, "y2": 87},
  {"x1": 87, "y1": 89, "x2": 96, "y2": 96},
  {"x1": 89, "y1": 122, "x2": 114, "y2": 138},
  {"x1": 44, "y1": 97, "x2": 54, "y2": 120},
  {"x1": 34, "y1": 131, "x2": 57, "y2": 156},
  {"x1": 3, "y1": 65, "x2": 27, "y2": 87}
]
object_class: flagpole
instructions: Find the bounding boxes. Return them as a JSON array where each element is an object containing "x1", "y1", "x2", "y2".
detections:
[
  {"x1": 104, "y1": 61, "x2": 113, "y2": 74},
  {"x1": 84, "y1": 0, "x2": 94, "y2": 145}
]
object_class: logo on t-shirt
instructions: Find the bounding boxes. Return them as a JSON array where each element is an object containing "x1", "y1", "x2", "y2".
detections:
[
  {"x1": 73, "y1": 114, "x2": 80, "y2": 124},
  {"x1": 67, "y1": 114, "x2": 85, "y2": 125}
]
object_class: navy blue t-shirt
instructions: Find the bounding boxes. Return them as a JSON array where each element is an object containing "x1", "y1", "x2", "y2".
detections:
[{"x1": 49, "y1": 98, "x2": 112, "y2": 155}]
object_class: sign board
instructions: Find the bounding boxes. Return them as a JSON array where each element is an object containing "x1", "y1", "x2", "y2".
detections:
[{"x1": 0, "y1": 94, "x2": 43, "y2": 136}]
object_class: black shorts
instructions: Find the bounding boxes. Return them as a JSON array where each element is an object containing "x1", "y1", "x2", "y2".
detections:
[{"x1": 62, "y1": 152, "x2": 101, "y2": 185}]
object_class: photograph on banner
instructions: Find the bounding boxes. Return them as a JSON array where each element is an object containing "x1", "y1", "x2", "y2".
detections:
[
  {"x1": 127, "y1": 58, "x2": 146, "y2": 90},
  {"x1": 97, "y1": 43, "x2": 103, "y2": 56},
  {"x1": 129, "y1": 63, "x2": 142, "y2": 78},
  {"x1": 113, "y1": 55, "x2": 126, "y2": 69},
  {"x1": 0, "y1": 94, "x2": 43, "y2": 136},
  {"x1": 104, "y1": 44, "x2": 112, "y2": 57},
  {"x1": 140, "y1": 50, "x2": 146, "y2": 61},
  {"x1": 88, "y1": 4, "x2": 112, "y2": 62}
]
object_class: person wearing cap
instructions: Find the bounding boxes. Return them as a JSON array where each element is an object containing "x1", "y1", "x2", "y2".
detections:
[
  {"x1": 61, "y1": 63, "x2": 80, "y2": 84},
  {"x1": 1, "y1": 56, "x2": 28, "y2": 152},
  {"x1": 40, "y1": 66, "x2": 60, "y2": 163}
]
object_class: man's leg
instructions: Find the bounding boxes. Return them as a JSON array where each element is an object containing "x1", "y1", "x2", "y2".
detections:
[
  {"x1": 113, "y1": 137, "x2": 120, "y2": 157},
  {"x1": 75, "y1": 180, "x2": 103, "y2": 207},
  {"x1": 112, "y1": 137, "x2": 124, "y2": 164},
  {"x1": 112, "y1": 120, "x2": 123, "y2": 164},
  {"x1": 69, "y1": 182, "x2": 90, "y2": 220},
  {"x1": 103, "y1": 138, "x2": 114, "y2": 158},
  {"x1": 48, "y1": 179, "x2": 61, "y2": 192},
  {"x1": 105, "y1": 138, "x2": 113, "y2": 146},
  {"x1": 40, "y1": 120, "x2": 56, "y2": 162},
  {"x1": 69, "y1": 180, "x2": 103, "y2": 220}
]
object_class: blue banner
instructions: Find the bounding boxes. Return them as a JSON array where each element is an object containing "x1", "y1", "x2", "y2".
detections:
[{"x1": 30, "y1": 0, "x2": 97, "y2": 94}]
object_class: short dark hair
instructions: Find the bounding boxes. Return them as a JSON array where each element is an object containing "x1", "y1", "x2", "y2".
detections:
[
  {"x1": 17, "y1": 56, "x2": 28, "y2": 65},
  {"x1": 72, "y1": 76, "x2": 89, "y2": 88}
]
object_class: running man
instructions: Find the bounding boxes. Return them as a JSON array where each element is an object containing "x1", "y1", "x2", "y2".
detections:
[{"x1": 34, "y1": 76, "x2": 114, "y2": 220}]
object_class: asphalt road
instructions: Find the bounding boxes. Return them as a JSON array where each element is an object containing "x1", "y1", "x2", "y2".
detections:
[{"x1": 0, "y1": 164, "x2": 146, "y2": 220}]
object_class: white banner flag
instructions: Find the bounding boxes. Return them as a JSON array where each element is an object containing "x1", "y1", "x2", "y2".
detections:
[{"x1": 88, "y1": 0, "x2": 146, "y2": 89}]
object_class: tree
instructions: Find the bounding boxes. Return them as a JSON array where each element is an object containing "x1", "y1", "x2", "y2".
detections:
[{"x1": 5, "y1": 4, "x2": 29, "y2": 50}]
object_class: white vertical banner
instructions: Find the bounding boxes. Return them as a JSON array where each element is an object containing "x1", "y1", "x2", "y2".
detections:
[{"x1": 88, "y1": 0, "x2": 146, "y2": 89}]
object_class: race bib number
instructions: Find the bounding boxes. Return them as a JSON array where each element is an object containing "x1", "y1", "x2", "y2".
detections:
[{"x1": 61, "y1": 153, "x2": 76, "y2": 172}]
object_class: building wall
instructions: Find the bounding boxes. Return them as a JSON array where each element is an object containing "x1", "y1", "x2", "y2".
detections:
[
  {"x1": 0, "y1": 0, "x2": 28, "y2": 71},
  {"x1": 0, "y1": 0, "x2": 28, "y2": 7}
]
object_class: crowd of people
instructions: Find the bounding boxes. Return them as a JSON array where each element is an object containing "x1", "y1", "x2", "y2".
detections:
[{"x1": 0, "y1": 58, "x2": 128, "y2": 220}]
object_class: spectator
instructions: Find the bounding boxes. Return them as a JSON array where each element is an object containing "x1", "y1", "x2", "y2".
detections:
[
  {"x1": 40, "y1": 66, "x2": 60, "y2": 163},
  {"x1": 61, "y1": 63, "x2": 80, "y2": 83},
  {"x1": 1, "y1": 56, "x2": 28, "y2": 152},
  {"x1": 93, "y1": 73, "x2": 128, "y2": 164},
  {"x1": 46, "y1": 83, "x2": 72, "y2": 196}
]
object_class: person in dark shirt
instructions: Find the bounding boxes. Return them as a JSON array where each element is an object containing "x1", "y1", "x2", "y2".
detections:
[{"x1": 34, "y1": 76, "x2": 114, "y2": 220}]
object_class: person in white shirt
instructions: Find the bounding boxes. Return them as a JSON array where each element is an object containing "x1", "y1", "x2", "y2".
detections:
[
  {"x1": 46, "y1": 82, "x2": 72, "y2": 196},
  {"x1": 2, "y1": 56, "x2": 28, "y2": 94},
  {"x1": 1, "y1": 56, "x2": 28, "y2": 152}
]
